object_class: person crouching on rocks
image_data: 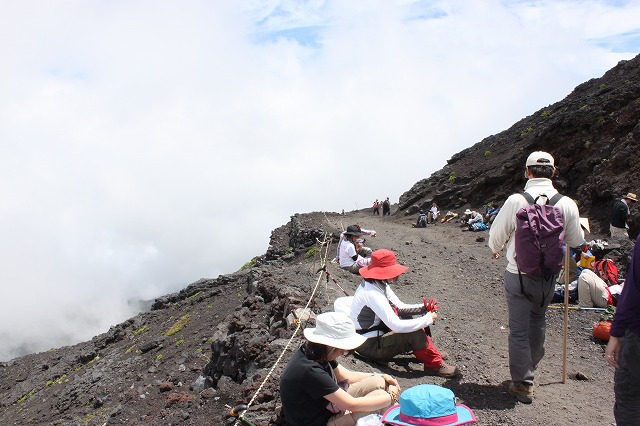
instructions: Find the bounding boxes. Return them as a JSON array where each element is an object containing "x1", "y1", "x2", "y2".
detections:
[
  {"x1": 349, "y1": 249, "x2": 459, "y2": 378},
  {"x1": 279, "y1": 312, "x2": 400, "y2": 426},
  {"x1": 338, "y1": 225, "x2": 376, "y2": 274}
]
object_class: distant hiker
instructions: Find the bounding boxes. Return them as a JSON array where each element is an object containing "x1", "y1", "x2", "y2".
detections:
[
  {"x1": 610, "y1": 192, "x2": 637, "y2": 240},
  {"x1": 484, "y1": 205, "x2": 500, "y2": 225},
  {"x1": 373, "y1": 199, "x2": 380, "y2": 215},
  {"x1": 414, "y1": 210, "x2": 428, "y2": 228},
  {"x1": 488, "y1": 151, "x2": 584, "y2": 404},
  {"x1": 382, "y1": 197, "x2": 391, "y2": 216},
  {"x1": 605, "y1": 234, "x2": 640, "y2": 425},
  {"x1": 464, "y1": 210, "x2": 483, "y2": 227},
  {"x1": 338, "y1": 225, "x2": 376, "y2": 274},
  {"x1": 279, "y1": 312, "x2": 400, "y2": 426},
  {"x1": 428, "y1": 202, "x2": 440, "y2": 224},
  {"x1": 350, "y1": 249, "x2": 459, "y2": 378}
]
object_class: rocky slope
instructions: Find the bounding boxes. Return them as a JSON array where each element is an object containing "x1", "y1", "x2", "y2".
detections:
[
  {"x1": 1, "y1": 54, "x2": 639, "y2": 425},
  {"x1": 400, "y1": 54, "x2": 640, "y2": 238}
]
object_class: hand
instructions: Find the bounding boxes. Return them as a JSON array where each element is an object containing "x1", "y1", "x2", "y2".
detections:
[
  {"x1": 429, "y1": 311, "x2": 438, "y2": 323},
  {"x1": 492, "y1": 252, "x2": 501, "y2": 259},
  {"x1": 424, "y1": 298, "x2": 439, "y2": 312},
  {"x1": 356, "y1": 242, "x2": 364, "y2": 251},
  {"x1": 605, "y1": 336, "x2": 621, "y2": 368},
  {"x1": 370, "y1": 231, "x2": 377, "y2": 237},
  {"x1": 381, "y1": 374, "x2": 400, "y2": 391}
]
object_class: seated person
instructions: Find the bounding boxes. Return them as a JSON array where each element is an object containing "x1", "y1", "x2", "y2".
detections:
[
  {"x1": 279, "y1": 312, "x2": 400, "y2": 426},
  {"x1": 484, "y1": 206, "x2": 500, "y2": 225},
  {"x1": 464, "y1": 209, "x2": 484, "y2": 227},
  {"x1": 578, "y1": 260, "x2": 623, "y2": 308},
  {"x1": 338, "y1": 225, "x2": 376, "y2": 274},
  {"x1": 414, "y1": 210, "x2": 428, "y2": 228},
  {"x1": 350, "y1": 249, "x2": 459, "y2": 378},
  {"x1": 427, "y1": 202, "x2": 440, "y2": 224}
]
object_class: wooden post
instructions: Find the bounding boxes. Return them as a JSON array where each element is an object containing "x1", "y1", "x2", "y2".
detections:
[{"x1": 562, "y1": 244, "x2": 570, "y2": 383}]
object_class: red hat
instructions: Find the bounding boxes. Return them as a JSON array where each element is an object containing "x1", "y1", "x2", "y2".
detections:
[{"x1": 359, "y1": 249, "x2": 408, "y2": 280}]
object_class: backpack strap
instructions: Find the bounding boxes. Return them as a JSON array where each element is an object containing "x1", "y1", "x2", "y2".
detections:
[
  {"x1": 521, "y1": 192, "x2": 535, "y2": 204},
  {"x1": 549, "y1": 193, "x2": 564, "y2": 206}
]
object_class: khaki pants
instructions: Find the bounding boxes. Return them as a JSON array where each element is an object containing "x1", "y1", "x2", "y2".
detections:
[
  {"x1": 326, "y1": 375, "x2": 391, "y2": 426},
  {"x1": 610, "y1": 224, "x2": 628, "y2": 240},
  {"x1": 577, "y1": 269, "x2": 609, "y2": 308}
]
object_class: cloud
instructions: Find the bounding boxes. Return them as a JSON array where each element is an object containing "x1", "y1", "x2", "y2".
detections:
[{"x1": 0, "y1": 0, "x2": 638, "y2": 361}]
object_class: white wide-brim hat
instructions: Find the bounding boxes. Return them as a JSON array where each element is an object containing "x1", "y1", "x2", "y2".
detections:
[{"x1": 303, "y1": 312, "x2": 367, "y2": 350}]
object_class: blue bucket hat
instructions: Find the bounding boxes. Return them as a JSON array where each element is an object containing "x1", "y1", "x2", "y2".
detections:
[{"x1": 381, "y1": 385, "x2": 476, "y2": 425}]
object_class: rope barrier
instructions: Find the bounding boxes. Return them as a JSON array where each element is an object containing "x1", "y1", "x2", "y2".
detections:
[{"x1": 235, "y1": 233, "x2": 333, "y2": 425}]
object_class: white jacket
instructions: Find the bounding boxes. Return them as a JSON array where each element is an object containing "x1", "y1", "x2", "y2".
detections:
[
  {"x1": 350, "y1": 280, "x2": 433, "y2": 338},
  {"x1": 488, "y1": 178, "x2": 584, "y2": 274}
]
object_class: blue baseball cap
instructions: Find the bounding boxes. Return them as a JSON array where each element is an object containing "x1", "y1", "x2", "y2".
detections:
[{"x1": 381, "y1": 385, "x2": 476, "y2": 425}]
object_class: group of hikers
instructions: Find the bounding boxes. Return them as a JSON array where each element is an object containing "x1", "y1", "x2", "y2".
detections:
[
  {"x1": 413, "y1": 203, "x2": 500, "y2": 232},
  {"x1": 277, "y1": 152, "x2": 639, "y2": 426},
  {"x1": 372, "y1": 198, "x2": 392, "y2": 216}
]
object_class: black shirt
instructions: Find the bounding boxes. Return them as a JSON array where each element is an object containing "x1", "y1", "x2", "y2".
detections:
[
  {"x1": 611, "y1": 199, "x2": 629, "y2": 228},
  {"x1": 279, "y1": 346, "x2": 339, "y2": 426}
]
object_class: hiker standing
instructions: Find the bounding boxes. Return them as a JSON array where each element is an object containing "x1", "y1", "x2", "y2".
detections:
[
  {"x1": 610, "y1": 192, "x2": 637, "y2": 240},
  {"x1": 372, "y1": 199, "x2": 380, "y2": 215},
  {"x1": 488, "y1": 151, "x2": 584, "y2": 404},
  {"x1": 350, "y1": 249, "x2": 459, "y2": 378},
  {"x1": 382, "y1": 198, "x2": 391, "y2": 216},
  {"x1": 605, "y1": 234, "x2": 640, "y2": 426},
  {"x1": 279, "y1": 312, "x2": 400, "y2": 426}
]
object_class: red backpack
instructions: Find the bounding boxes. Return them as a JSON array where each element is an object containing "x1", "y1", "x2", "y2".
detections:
[{"x1": 594, "y1": 259, "x2": 619, "y2": 286}]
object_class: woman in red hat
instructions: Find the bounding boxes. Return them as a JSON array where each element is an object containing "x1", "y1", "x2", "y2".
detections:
[{"x1": 350, "y1": 249, "x2": 459, "y2": 378}]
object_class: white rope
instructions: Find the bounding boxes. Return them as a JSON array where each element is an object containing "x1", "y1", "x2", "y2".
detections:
[{"x1": 236, "y1": 233, "x2": 332, "y2": 425}]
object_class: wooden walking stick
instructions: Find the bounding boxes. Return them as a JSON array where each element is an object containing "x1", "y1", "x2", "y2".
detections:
[{"x1": 562, "y1": 244, "x2": 570, "y2": 383}]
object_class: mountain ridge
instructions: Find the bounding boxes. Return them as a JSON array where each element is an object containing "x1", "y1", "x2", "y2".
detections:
[{"x1": 1, "y1": 54, "x2": 639, "y2": 425}]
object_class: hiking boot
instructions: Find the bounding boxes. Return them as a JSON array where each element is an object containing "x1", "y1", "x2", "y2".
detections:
[
  {"x1": 426, "y1": 363, "x2": 459, "y2": 378},
  {"x1": 508, "y1": 381, "x2": 533, "y2": 404}
]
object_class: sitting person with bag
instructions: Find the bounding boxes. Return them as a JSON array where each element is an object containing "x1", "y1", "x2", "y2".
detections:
[
  {"x1": 578, "y1": 259, "x2": 623, "y2": 308},
  {"x1": 350, "y1": 249, "x2": 459, "y2": 378},
  {"x1": 279, "y1": 312, "x2": 400, "y2": 426}
]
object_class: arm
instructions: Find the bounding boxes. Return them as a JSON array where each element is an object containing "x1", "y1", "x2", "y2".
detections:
[
  {"x1": 324, "y1": 386, "x2": 394, "y2": 413},
  {"x1": 368, "y1": 289, "x2": 434, "y2": 332},
  {"x1": 333, "y1": 364, "x2": 399, "y2": 390},
  {"x1": 488, "y1": 195, "x2": 518, "y2": 255},
  {"x1": 360, "y1": 228, "x2": 376, "y2": 237}
]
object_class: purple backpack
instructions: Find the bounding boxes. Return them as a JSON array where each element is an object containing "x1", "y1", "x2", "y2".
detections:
[{"x1": 514, "y1": 192, "x2": 565, "y2": 278}]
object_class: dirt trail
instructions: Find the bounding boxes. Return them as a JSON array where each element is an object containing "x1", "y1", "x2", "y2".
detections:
[{"x1": 325, "y1": 209, "x2": 615, "y2": 426}]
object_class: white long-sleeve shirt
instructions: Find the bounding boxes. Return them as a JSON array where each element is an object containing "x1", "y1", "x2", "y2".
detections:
[
  {"x1": 350, "y1": 280, "x2": 433, "y2": 338},
  {"x1": 488, "y1": 178, "x2": 584, "y2": 274}
]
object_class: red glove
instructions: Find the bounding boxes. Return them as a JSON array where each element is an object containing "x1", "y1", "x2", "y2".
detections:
[{"x1": 424, "y1": 298, "x2": 439, "y2": 312}]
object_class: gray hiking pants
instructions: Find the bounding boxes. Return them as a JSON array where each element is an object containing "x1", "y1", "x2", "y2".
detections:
[{"x1": 504, "y1": 270, "x2": 556, "y2": 384}]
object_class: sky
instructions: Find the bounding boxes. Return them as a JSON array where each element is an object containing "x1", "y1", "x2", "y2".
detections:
[{"x1": 1, "y1": 0, "x2": 639, "y2": 362}]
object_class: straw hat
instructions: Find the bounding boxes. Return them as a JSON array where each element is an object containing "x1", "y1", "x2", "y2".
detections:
[
  {"x1": 303, "y1": 312, "x2": 366, "y2": 350},
  {"x1": 623, "y1": 192, "x2": 638, "y2": 202}
]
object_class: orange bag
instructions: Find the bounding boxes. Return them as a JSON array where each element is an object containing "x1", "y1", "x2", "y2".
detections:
[{"x1": 593, "y1": 321, "x2": 611, "y2": 342}]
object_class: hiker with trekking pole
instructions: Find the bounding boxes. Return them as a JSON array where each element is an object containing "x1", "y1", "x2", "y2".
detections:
[{"x1": 488, "y1": 151, "x2": 584, "y2": 404}]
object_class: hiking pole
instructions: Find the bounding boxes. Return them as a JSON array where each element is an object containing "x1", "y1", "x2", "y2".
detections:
[
  {"x1": 562, "y1": 245, "x2": 570, "y2": 384},
  {"x1": 548, "y1": 305, "x2": 606, "y2": 311}
]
